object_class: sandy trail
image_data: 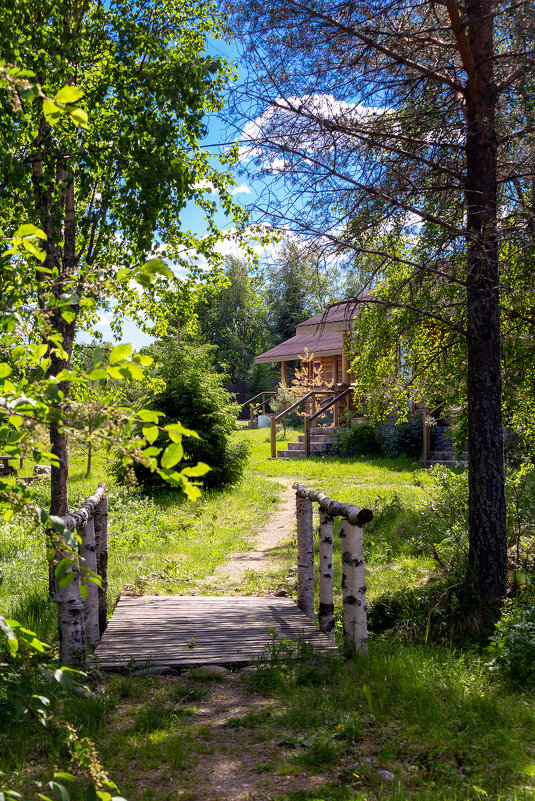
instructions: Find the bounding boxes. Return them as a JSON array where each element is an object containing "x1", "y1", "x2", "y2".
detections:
[{"x1": 215, "y1": 479, "x2": 296, "y2": 579}]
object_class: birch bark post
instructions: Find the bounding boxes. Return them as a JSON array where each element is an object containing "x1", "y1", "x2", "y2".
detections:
[
  {"x1": 79, "y1": 516, "x2": 100, "y2": 651},
  {"x1": 94, "y1": 492, "x2": 108, "y2": 636},
  {"x1": 55, "y1": 557, "x2": 87, "y2": 667},
  {"x1": 55, "y1": 483, "x2": 108, "y2": 665},
  {"x1": 296, "y1": 489, "x2": 315, "y2": 621},
  {"x1": 340, "y1": 518, "x2": 368, "y2": 656},
  {"x1": 317, "y1": 496, "x2": 335, "y2": 640}
]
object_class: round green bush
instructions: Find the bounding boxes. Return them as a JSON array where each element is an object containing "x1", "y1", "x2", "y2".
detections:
[{"x1": 113, "y1": 342, "x2": 249, "y2": 492}]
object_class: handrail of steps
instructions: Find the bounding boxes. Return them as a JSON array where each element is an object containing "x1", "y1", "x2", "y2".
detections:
[
  {"x1": 303, "y1": 386, "x2": 354, "y2": 457},
  {"x1": 270, "y1": 385, "x2": 356, "y2": 459},
  {"x1": 241, "y1": 391, "x2": 277, "y2": 428},
  {"x1": 269, "y1": 389, "x2": 334, "y2": 458}
]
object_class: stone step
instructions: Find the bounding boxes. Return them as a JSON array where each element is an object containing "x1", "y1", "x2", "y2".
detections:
[
  {"x1": 297, "y1": 435, "x2": 338, "y2": 444},
  {"x1": 425, "y1": 458, "x2": 468, "y2": 467},
  {"x1": 277, "y1": 444, "x2": 334, "y2": 458},
  {"x1": 277, "y1": 449, "x2": 304, "y2": 458},
  {"x1": 288, "y1": 442, "x2": 332, "y2": 452},
  {"x1": 429, "y1": 451, "x2": 468, "y2": 461}
]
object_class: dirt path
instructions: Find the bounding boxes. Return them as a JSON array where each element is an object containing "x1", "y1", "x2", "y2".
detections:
[
  {"x1": 104, "y1": 480, "x2": 332, "y2": 801},
  {"x1": 214, "y1": 478, "x2": 296, "y2": 580}
]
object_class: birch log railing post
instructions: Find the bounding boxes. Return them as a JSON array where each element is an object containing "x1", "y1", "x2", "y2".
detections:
[
  {"x1": 292, "y1": 483, "x2": 373, "y2": 655},
  {"x1": 296, "y1": 488, "x2": 315, "y2": 621},
  {"x1": 316, "y1": 495, "x2": 335, "y2": 641},
  {"x1": 340, "y1": 518, "x2": 367, "y2": 655},
  {"x1": 54, "y1": 482, "x2": 108, "y2": 666},
  {"x1": 79, "y1": 515, "x2": 99, "y2": 651},
  {"x1": 94, "y1": 493, "x2": 109, "y2": 636}
]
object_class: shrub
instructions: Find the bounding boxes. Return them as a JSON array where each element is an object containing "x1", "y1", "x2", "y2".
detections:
[
  {"x1": 487, "y1": 603, "x2": 535, "y2": 685},
  {"x1": 113, "y1": 342, "x2": 249, "y2": 491},
  {"x1": 411, "y1": 466, "x2": 469, "y2": 572},
  {"x1": 334, "y1": 422, "x2": 380, "y2": 457},
  {"x1": 368, "y1": 574, "x2": 489, "y2": 643},
  {"x1": 376, "y1": 413, "x2": 424, "y2": 459}
]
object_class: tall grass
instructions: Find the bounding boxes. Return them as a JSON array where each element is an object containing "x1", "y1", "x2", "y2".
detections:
[{"x1": 0, "y1": 449, "x2": 282, "y2": 641}]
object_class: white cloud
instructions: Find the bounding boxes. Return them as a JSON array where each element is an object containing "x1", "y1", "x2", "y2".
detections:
[
  {"x1": 239, "y1": 93, "x2": 385, "y2": 167},
  {"x1": 194, "y1": 180, "x2": 217, "y2": 194},
  {"x1": 95, "y1": 312, "x2": 111, "y2": 327},
  {"x1": 230, "y1": 183, "x2": 252, "y2": 196}
]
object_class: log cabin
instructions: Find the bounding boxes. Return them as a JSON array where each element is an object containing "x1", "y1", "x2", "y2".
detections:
[{"x1": 254, "y1": 296, "x2": 370, "y2": 390}]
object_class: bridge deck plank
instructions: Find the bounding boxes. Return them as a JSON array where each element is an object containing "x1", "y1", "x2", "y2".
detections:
[{"x1": 95, "y1": 595, "x2": 337, "y2": 669}]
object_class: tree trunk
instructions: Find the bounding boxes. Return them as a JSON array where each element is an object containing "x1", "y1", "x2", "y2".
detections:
[
  {"x1": 296, "y1": 491, "x2": 315, "y2": 621},
  {"x1": 317, "y1": 504, "x2": 335, "y2": 640},
  {"x1": 86, "y1": 422, "x2": 92, "y2": 478},
  {"x1": 340, "y1": 519, "x2": 368, "y2": 656},
  {"x1": 465, "y1": 0, "x2": 507, "y2": 609}
]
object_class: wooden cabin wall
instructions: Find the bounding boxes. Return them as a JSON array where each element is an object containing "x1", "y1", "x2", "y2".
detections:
[{"x1": 317, "y1": 355, "x2": 343, "y2": 384}]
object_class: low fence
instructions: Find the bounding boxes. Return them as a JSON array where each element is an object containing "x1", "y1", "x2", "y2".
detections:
[
  {"x1": 53, "y1": 482, "x2": 108, "y2": 666},
  {"x1": 293, "y1": 483, "x2": 373, "y2": 655}
]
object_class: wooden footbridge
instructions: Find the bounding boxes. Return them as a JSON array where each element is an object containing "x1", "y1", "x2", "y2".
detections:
[
  {"x1": 56, "y1": 483, "x2": 373, "y2": 669},
  {"x1": 94, "y1": 595, "x2": 334, "y2": 669}
]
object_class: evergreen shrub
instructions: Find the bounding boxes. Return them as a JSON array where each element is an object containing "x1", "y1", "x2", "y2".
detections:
[
  {"x1": 334, "y1": 423, "x2": 380, "y2": 457},
  {"x1": 376, "y1": 414, "x2": 424, "y2": 458},
  {"x1": 113, "y1": 342, "x2": 249, "y2": 492}
]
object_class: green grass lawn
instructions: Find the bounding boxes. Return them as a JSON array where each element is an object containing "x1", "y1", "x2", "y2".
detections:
[{"x1": 1, "y1": 430, "x2": 534, "y2": 801}]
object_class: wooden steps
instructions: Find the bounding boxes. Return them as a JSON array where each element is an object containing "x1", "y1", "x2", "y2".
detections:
[
  {"x1": 277, "y1": 427, "x2": 340, "y2": 459},
  {"x1": 425, "y1": 448, "x2": 468, "y2": 467},
  {"x1": 94, "y1": 595, "x2": 337, "y2": 670}
]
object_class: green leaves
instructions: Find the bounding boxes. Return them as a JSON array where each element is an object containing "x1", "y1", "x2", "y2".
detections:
[
  {"x1": 161, "y1": 441, "x2": 184, "y2": 468},
  {"x1": 109, "y1": 344, "x2": 132, "y2": 364},
  {"x1": 0, "y1": 616, "x2": 18, "y2": 656},
  {"x1": 165, "y1": 422, "x2": 199, "y2": 441},
  {"x1": 42, "y1": 86, "x2": 88, "y2": 129},
  {"x1": 135, "y1": 258, "x2": 174, "y2": 288},
  {"x1": 3, "y1": 224, "x2": 47, "y2": 262},
  {"x1": 55, "y1": 86, "x2": 84, "y2": 104},
  {"x1": 181, "y1": 462, "x2": 210, "y2": 477},
  {"x1": 142, "y1": 425, "x2": 159, "y2": 444}
]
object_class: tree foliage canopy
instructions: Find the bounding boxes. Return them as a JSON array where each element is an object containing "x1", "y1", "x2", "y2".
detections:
[{"x1": 227, "y1": 0, "x2": 535, "y2": 607}]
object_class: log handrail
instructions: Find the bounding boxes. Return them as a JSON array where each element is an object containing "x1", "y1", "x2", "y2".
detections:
[
  {"x1": 269, "y1": 389, "x2": 333, "y2": 458},
  {"x1": 54, "y1": 482, "x2": 108, "y2": 666},
  {"x1": 242, "y1": 391, "x2": 277, "y2": 428},
  {"x1": 273, "y1": 389, "x2": 332, "y2": 422},
  {"x1": 293, "y1": 482, "x2": 373, "y2": 655},
  {"x1": 303, "y1": 387, "x2": 353, "y2": 457},
  {"x1": 309, "y1": 386, "x2": 353, "y2": 423},
  {"x1": 242, "y1": 390, "x2": 276, "y2": 406}
]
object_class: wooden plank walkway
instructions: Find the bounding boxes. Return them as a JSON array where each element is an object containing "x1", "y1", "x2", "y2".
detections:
[{"x1": 94, "y1": 595, "x2": 337, "y2": 670}]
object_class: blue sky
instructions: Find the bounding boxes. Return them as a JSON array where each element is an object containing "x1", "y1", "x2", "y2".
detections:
[{"x1": 80, "y1": 34, "x2": 260, "y2": 350}]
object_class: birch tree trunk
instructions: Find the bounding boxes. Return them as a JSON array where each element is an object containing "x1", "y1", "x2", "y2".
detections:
[
  {"x1": 79, "y1": 516, "x2": 100, "y2": 651},
  {"x1": 296, "y1": 491, "x2": 315, "y2": 621},
  {"x1": 94, "y1": 493, "x2": 108, "y2": 635},
  {"x1": 56, "y1": 557, "x2": 86, "y2": 667},
  {"x1": 340, "y1": 519, "x2": 367, "y2": 656},
  {"x1": 318, "y1": 505, "x2": 335, "y2": 640}
]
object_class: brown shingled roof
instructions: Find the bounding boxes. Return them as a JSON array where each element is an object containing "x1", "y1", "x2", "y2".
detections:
[
  {"x1": 297, "y1": 293, "x2": 372, "y2": 329},
  {"x1": 254, "y1": 331, "x2": 343, "y2": 364}
]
